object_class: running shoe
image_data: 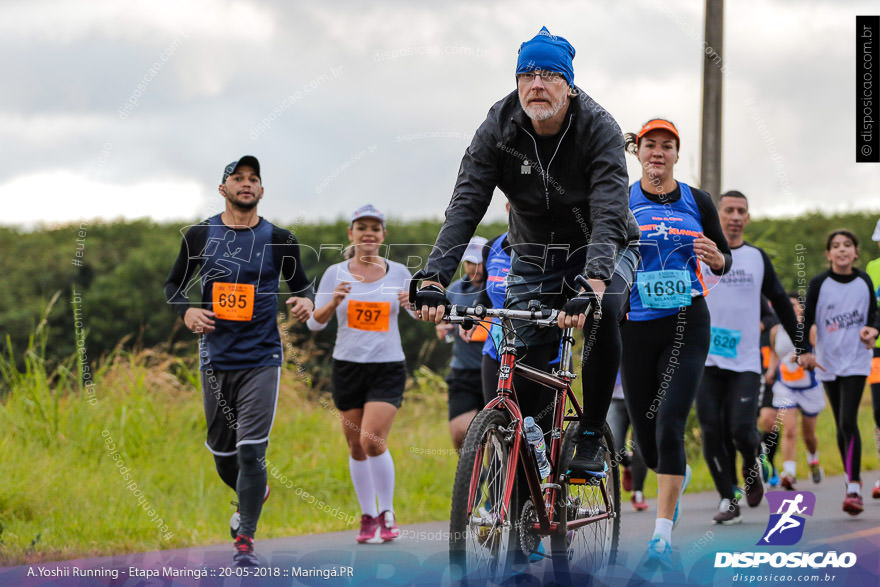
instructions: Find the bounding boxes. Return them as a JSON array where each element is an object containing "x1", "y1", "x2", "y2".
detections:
[
  {"x1": 733, "y1": 486, "x2": 744, "y2": 503},
  {"x1": 230, "y1": 485, "x2": 271, "y2": 539},
  {"x1": 742, "y1": 461, "x2": 764, "y2": 507},
  {"x1": 768, "y1": 466, "x2": 780, "y2": 488},
  {"x1": 780, "y1": 474, "x2": 796, "y2": 491},
  {"x1": 631, "y1": 491, "x2": 649, "y2": 512},
  {"x1": 873, "y1": 480, "x2": 880, "y2": 499},
  {"x1": 567, "y1": 426, "x2": 606, "y2": 475},
  {"x1": 843, "y1": 493, "x2": 864, "y2": 516},
  {"x1": 622, "y1": 466, "x2": 633, "y2": 493},
  {"x1": 672, "y1": 464, "x2": 692, "y2": 529},
  {"x1": 760, "y1": 453, "x2": 772, "y2": 483},
  {"x1": 356, "y1": 514, "x2": 380, "y2": 544},
  {"x1": 528, "y1": 541, "x2": 546, "y2": 563},
  {"x1": 233, "y1": 535, "x2": 259, "y2": 567},
  {"x1": 712, "y1": 498, "x2": 742, "y2": 525},
  {"x1": 808, "y1": 460, "x2": 824, "y2": 484},
  {"x1": 644, "y1": 535, "x2": 674, "y2": 570},
  {"x1": 378, "y1": 510, "x2": 400, "y2": 542}
]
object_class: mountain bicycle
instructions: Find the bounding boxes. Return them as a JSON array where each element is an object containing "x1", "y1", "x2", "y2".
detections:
[{"x1": 426, "y1": 292, "x2": 621, "y2": 583}]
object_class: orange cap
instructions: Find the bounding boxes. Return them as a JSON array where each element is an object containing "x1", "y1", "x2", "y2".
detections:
[{"x1": 637, "y1": 119, "x2": 680, "y2": 143}]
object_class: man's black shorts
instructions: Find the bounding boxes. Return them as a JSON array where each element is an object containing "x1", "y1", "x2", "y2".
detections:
[
  {"x1": 331, "y1": 359, "x2": 406, "y2": 411},
  {"x1": 201, "y1": 365, "x2": 280, "y2": 456},
  {"x1": 445, "y1": 367, "x2": 484, "y2": 420}
]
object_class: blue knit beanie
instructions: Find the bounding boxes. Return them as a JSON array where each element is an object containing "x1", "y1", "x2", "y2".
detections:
[{"x1": 516, "y1": 26, "x2": 575, "y2": 87}]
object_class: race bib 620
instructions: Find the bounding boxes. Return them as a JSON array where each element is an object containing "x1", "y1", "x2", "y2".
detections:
[{"x1": 709, "y1": 326, "x2": 741, "y2": 358}]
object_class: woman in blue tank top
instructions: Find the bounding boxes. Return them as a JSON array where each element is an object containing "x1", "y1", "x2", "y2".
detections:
[{"x1": 620, "y1": 119, "x2": 732, "y2": 566}]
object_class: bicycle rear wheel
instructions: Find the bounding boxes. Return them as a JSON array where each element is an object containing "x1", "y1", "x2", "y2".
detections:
[
  {"x1": 551, "y1": 424, "x2": 620, "y2": 579},
  {"x1": 449, "y1": 409, "x2": 520, "y2": 584}
]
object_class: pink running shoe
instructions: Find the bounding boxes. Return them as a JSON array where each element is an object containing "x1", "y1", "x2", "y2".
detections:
[
  {"x1": 378, "y1": 510, "x2": 400, "y2": 542},
  {"x1": 356, "y1": 514, "x2": 380, "y2": 543}
]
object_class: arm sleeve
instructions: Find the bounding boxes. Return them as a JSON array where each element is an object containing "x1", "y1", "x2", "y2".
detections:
[
  {"x1": 861, "y1": 271, "x2": 880, "y2": 329},
  {"x1": 272, "y1": 227, "x2": 316, "y2": 301},
  {"x1": 306, "y1": 266, "x2": 337, "y2": 331},
  {"x1": 163, "y1": 224, "x2": 207, "y2": 318},
  {"x1": 423, "y1": 113, "x2": 501, "y2": 286},
  {"x1": 476, "y1": 234, "x2": 500, "y2": 308},
  {"x1": 759, "y1": 248, "x2": 800, "y2": 346},
  {"x1": 583, "y1": 117, "x2": 631, "y2": 283},
  {"x1": 798, "y1": 273, "x2": 824, "y2": 354},
  {"x1": 693, "y1": 189, "x2": 732, "y2": 275}
]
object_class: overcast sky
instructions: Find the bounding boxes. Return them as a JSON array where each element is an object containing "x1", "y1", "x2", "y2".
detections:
[{"x1": 3, "y1": 0, "x2": 878, "y2": 228}]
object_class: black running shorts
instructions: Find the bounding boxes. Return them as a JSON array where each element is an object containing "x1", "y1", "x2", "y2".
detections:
[{"x1": 331, "y1": 359, "x2": 407, "y2": 411}]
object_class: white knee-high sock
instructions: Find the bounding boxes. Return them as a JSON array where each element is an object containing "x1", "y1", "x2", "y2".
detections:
[
  {"x1": 367, "y1": 450, "x2": 395, "y2": 513},
  {"x1": 349, "y1": 457, "x2": 378, "y2": 517}
]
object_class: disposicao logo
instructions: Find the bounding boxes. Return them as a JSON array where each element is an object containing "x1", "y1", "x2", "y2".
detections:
[
  {"x1": 760, "y1": 490, "x2": 815, "y2": 546},
  {"x1": 714, "y1": 491, "x2": 857, "y2": 570}
]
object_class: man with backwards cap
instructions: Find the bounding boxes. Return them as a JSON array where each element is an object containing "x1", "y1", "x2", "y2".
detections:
[
  {"x1": 414, "y1": 28, "x2": 640, "y2": 482},
  {"x1": 165, "y1": 156, "x2": 315, "y2": 566},
  {"x1": 437, "y1": 236, "x2": 489, "y2": 449}
]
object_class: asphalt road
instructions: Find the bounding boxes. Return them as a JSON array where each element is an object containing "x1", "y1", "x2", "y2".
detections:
[{"x1": 3, "y1": 470, "x2": 880, "y2": 586}]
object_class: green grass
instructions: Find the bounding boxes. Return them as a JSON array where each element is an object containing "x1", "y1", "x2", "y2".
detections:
[
  {"x1": 0, "y1": 333, "x2": 457, "y2": 565},
  {"x1": 3, "y1": 311, "x2": 879, "y2": 565}
]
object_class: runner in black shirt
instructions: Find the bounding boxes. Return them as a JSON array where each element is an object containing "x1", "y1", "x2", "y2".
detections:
[{"x1": 165, "y1": 156, "x2": 314, "y2": 565}]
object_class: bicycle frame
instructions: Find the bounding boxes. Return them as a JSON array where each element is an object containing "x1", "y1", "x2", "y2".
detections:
[{"x1": 450, "y1": 305, "x2": 614, "y2": 538}]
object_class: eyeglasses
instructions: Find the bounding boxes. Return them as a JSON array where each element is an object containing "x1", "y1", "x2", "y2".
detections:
[{"x1": 516, "y1": 70, "x2": 566, "y2": 84}]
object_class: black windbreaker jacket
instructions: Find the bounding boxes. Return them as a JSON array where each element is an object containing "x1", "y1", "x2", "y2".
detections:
[{"x1": 423, "y1": 87, "x2": 640, "y2": 286}]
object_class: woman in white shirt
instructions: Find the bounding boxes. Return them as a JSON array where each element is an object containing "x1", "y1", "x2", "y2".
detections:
[{"x1": 307, "y1": 204, "x2": 414, "y2": 544}]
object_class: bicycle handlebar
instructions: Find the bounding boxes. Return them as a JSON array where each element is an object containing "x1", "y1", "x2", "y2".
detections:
[{"x1": 409, "y1": 271, "x2": 593, "y2": 327}]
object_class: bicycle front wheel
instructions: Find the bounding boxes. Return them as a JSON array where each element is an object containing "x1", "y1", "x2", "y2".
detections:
[
  {"x1": 449, "y1": 409, "x2": 519, "y2": 584},
  {"x1": 552, "y1": 424, "x2": 620, "y2": 579}
]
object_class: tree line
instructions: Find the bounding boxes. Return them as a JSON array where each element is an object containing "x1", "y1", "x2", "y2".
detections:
[{"x1": 2, "y1": 210, "x2": 878, "y2": 391}]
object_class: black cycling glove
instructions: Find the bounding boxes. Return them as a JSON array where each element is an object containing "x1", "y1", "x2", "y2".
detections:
[
  {"x1": 414, "y1": 284, "x2": 449, "y2": 309},
  {"x1": 561, "y1": 277, "x2": 602, "y2": 319}
]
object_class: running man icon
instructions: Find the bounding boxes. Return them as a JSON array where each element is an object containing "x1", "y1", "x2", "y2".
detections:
[
  {"x1": 647, "y1": 222, "x2": 671, "y2": 240},
  {"x1": 759, "y1": 491, "x2": 816, "y2": 546}
]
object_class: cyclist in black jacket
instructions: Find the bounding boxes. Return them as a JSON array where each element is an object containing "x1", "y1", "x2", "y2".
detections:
[{"x1": 414, "y1": 27, "x2": 640, "y2": 477}]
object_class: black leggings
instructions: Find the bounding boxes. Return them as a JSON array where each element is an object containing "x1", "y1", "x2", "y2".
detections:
[
  {"x1": 620, "y1": 295, "x2": 711, "y2": 476},
  {"x1": 214, "y1": 442, "x2": 268, "y2": 538},
  {"x1": 696, "y1": 367, "x2": 762, "y2": 500},
  {"x1": 824, "y1": 376, "x2": 866, "y2": 483}
]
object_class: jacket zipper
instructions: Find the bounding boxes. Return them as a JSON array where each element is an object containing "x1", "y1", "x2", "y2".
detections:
[{"x1": 522, "y1": 114, "x2": 573, "y2": 212}]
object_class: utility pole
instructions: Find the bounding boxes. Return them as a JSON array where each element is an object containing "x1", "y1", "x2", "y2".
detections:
[{"x1": 701, "y1": 0, "x2": 724, "y2": 203}]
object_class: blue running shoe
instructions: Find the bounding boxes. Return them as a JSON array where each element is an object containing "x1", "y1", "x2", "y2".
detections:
[
  {"x1": 645, "y1": 535, "x2": 673, "y2": 570},
  {"x1": 768, "y1": 466, "x2": 780, "y2": 488},
  {"x1": 672, "y1": 464, "x2": 692, "y2": 529},
  {"x1": 528, "y1": 540, "x2": 546, "y2": 563}
]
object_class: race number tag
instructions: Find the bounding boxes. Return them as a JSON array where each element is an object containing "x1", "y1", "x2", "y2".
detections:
[
  {"x1": 709, "y1": 326, "x2": 741, "y2": 358},
  {"x1": 637, "y1": 270, "x2": 692, "y2": 309},
  {"x1": 347, "y1": 301, "x2": 390, "y2": 331},
  {"x1": 869, "y1": 356, "x2": 880, "y2": 384},
  {"x1": 212, "y1": 282, "x2": 255, "y2": 321},
  {"x1": 780, "y1": 362, "x2": 805, "y2": 382}
]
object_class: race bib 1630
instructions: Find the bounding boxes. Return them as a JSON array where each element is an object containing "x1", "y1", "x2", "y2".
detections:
[{"x1": 637, "y1": 270, "x2": 692, "y2": 309}]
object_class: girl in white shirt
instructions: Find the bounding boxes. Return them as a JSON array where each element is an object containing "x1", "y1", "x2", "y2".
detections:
[
  {"x1": 799, "y1": 229, "x2": 879, "y2": 516},
  {"x1": 307, "y1": 205, "x2": 414, "y2": 543}
]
